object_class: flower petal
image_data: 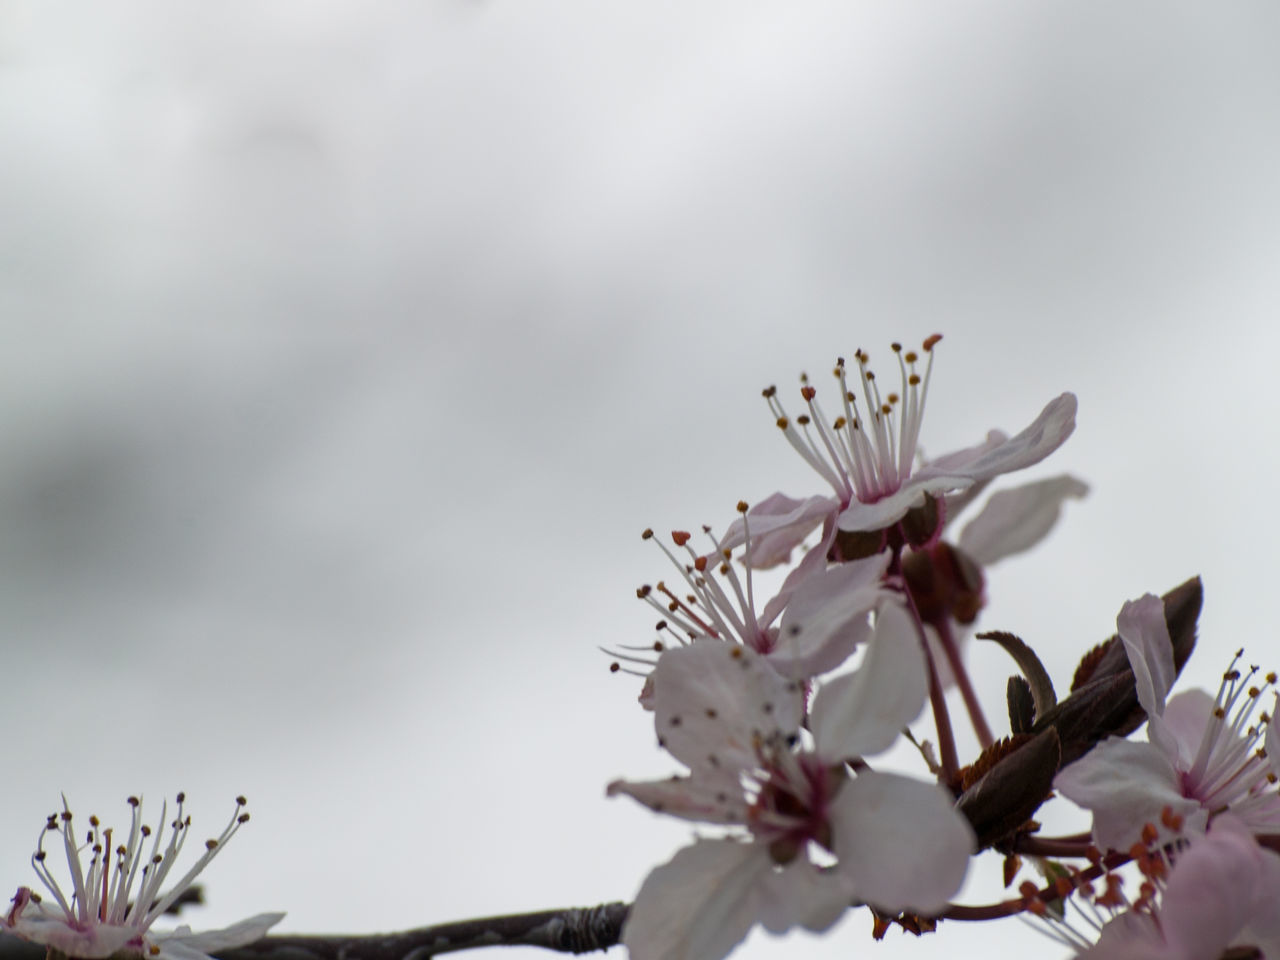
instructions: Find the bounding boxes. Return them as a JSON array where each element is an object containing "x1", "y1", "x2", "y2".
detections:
[
  {"x1": 1117, "y1": 594, "x2": 1180, "y2": 757},
  {"x1": 158, "y1": 914, "x2": 284, "y2": 953},
  {"x1": 835, "y1": 475, "x2": 974, "y2": 533},
  {"x1": 623, "y1": 838, "x2": 772, "y2": 960},
  {"x1": 755, "y1": 858, "x2": 853, "y2": 935},
  {"x1": 810, "y1": 602, "x2": 927, "y2": 761},
  {"x1": 719, "y1": 493, "x2": 838, "y2": 569},
  {"x1": 955, "y1": 474, "x2": 1088, "y2": 566},
  {"x1": 606, "y1": 773, "x2": 749, "y2": 824},
  {"x1": 830, "y1": 771, "x2": 974, "y2": 914},
  {"x1": 911, "y1": 392, "x2": 1078, "y2": 486},
  {"x1": 1053, "y1": 738, "x2": 1203, "y2": 851},
  {"x1": 771, "y1": 554, "x2": 891, "y2": 679},
  {"x1": 651, "y1": 640, "x2": 803, "y2": 773},
  {"x1": 1157, "y1": 816, "x2": 1267, "y2": 958}
]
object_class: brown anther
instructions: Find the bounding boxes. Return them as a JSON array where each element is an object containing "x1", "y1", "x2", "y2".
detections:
[
  {"x1": 891, "y1": 342, "x2": 902, "y2": 353},
  {"x1": 609, "y1": 662, "x2": 620, "y2": 673},
  {"x1": 205, "y1": 839, "x2": 218, "y2": 850},
  {"x1": 800, "y1": 385, "x2": 816, "y2": 402},
  {"x1": 736, "y1": 500, "x2": 748, "y2": 514},
  {"x1": 641, "y1": 528, "x2": 654, "y2": 540},
  {"x1": 730, "y1": 647, "x2": 743, "y2": 659},
  {"x1": 636, "y1": 585, "x2": 651, "y2": 599},
  {"x1": 1269, "y1": 672, "x2": 1277, "y2": 684},
  {"x1": 1140, "y1": 822, "x2": 1159, "y2": 845},
  {"x1": 796, "y1": 414, "x2": 810, "y2": 426},
  {"x1": 908, "y1": 373, "x2": 920, "y2": 385},
  {"x1": 693, "y1": 556, "x2": 707, "y2": 572},
  {"x1": 236, "y1": 795, "x2": 247, "y2": 806},
  {"x1": 923, "y1": 333, "x2": 942, "y2": 350},
  {"x1": 238, "y1": 813, "x2": 250, "y2": 824},
  {"x1": 776, "y1": 416, "x2": 788, "y2": 429},
  {"x1": 762, "y1": 385, "x2": 777, "y2": 398},
  {"x1": 671, "y1": 530, "x2": 691, "y2": 547}
]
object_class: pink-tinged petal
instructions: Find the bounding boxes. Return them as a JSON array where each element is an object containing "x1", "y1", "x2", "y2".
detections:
[
  {"x1": 3, "y1": 914, "x2": 136, "y2": 959},
  {"x1": 911, "y1": 392, "x2": 1078, "y2": 487},
  {"x1": 759, "y1": 529, "x2": 835, "y2": 629},
  {"x1": 651, "y1": 641, "x2": 803, "y2": 773},
  {"x1": 1161, "y1": 689, "x2": 1215, "y2": 769},
  {"x1": 829, "y1": 771, "x2": 974, "y2": 914},
  {"x1": 1053, "y1": 738, "x2": 1203, "y2": 851},
  {"x1": 955, "y1": 474, "x2": 1089, "y2": 567},
  {"x1": 921, "y1": 430, "x2": 1007, "y2": 477},
  {"x1": 607, "y1": 774, "x2": 749, "y2": 825},
  {"x1": 1081, "y1": 912, "x2": 1169, "y2": 960},
  {"x1": 1117, "y1": 594, "x2": 1180, "y2": 758},
  {"x1": 157, "y1": 914, "x2": 284, "y2": 954},
  {"x1": 755, "y1": 858, "x2": 853, "y2": 935},
  {"x1": 836, "y1": 474, "x2": 975, "y2": 533},
  {"x1": 622, "y1": 838, "x2": 772, "y2": 960},
  {"x1": 771, "y1": 554, "x2": 891, "y2": 679},
  {"x1": 1157, "y1": 816, "x2": 1267, "y2": 958},
  {"x1": 1241, "y1": 828, "x2": 1280, "y2": 950},
  {"x1": 810, "y1": 603, "x2": 927, "y2": 761},
  {"x1": 719, "y1": 493, "x2": 839, "y2": 569}
]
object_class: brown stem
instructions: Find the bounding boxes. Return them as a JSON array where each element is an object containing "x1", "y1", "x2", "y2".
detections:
[
  {"x1": 0, "y1": 903, "x2": 631, "y2": 960},
  {"x1": 934, "y1": 617, "x2": 994, "y2": 748}
]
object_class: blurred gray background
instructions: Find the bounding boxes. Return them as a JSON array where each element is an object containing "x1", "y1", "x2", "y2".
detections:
[{"x1": 2, "y1": 3, "x2": 1278, "y2": 958}]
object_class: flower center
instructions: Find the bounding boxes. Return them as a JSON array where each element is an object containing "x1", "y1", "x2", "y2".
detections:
[{"x1": 1182, "y1": 650, "x2": 1278, "y2": 813}]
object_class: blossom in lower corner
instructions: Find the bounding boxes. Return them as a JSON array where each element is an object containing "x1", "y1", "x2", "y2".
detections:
[
  {"x1": 1027, "y1": 815, "x2": 1280, "y2": 959},
  {"x1": 2, "y1": 794, "x2": 284, "y2": 960},
  {"x1": 1054, "y1": 593, "x2": 1280, "y2": 851},
  {"x1": 608, "y1": 612, "x2": 974, "y2": 960},
  {"x1": 723, "y1": 337, "x2": 1077, "y2": 564}
]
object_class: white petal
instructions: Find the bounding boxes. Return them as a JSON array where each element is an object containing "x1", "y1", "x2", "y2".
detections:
[
  {"x1": 623, "y1": 838, "x2": 771, "y2": 960},
  {"x1": 1158, "y1": 816, "x2": 1266, "y2": 958},
  {"x1": 811, "y1": 602, "x2": 926, "y2": 761},
  {"x1": 1117, "y1": 594, "x2": 1178, "y2": 757},
  {"x1": 836, "y1": 475, "x2": 972, "y2": 533},
  {"x1": 830, "y1": 771, "x2": 974, "y2": 914},
  {"x1": 1161, "y1": 688, "x2": 1215, "y2": 769},
  {"x1": 755, "y1": 857, "x2": 853, "y2": 935},
  {"x1": 3, "y1": 917, "x2": 135, "y2": 959},
  {"x1": 719, "y1": 493, "x2": 838, "y2": 569},
  {"x1": 652, "y1": 641, "x2": 803, "y2": 773},
  {"x1": 156, "y1": 914, "x2": 285, "y2": 954},
  {"x1": 606, "y1": 774, "x2": 748, "y2": 824},
  {"x1": 956, "y1": 474, "x2": 1089, "y2": 566},
  {"x1": 1053, "y1": 738, "x2": 1203, "y2": 851},
  {"x1": 911, "y1": 392, "x2": 1078, "y2": 486},
  {"x1": 772, "y1": 554, "x2": 890, "y2": 678}
]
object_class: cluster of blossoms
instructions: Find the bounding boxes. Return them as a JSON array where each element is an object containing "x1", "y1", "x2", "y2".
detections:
[
  {"x1": 1, "y1": 794, "x2": 282, "y2": 960},
  {"x1": 608, "y1": 337, "x2": 1280, "y2": 960}
]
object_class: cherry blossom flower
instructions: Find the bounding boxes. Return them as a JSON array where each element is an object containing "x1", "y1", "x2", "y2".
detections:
[
  {"x1": 1037, "y1": 815, "x2": 1280, "y2": 959},
  {"x1": 723, "y1": 338, "x2": 1077, "y2": 565},
  {"x1": 2, "y1": 794, "x2": 283, "y2": 960},
  {"x1": 614, "y1": 509, "x2": 896, "y2": 684},
  {"x1": 1055, "y1": 594, "x2": 1280, "y2": 851},
  {"x1": 608, "y1": 611, "x2": 974, "y2": 960}
]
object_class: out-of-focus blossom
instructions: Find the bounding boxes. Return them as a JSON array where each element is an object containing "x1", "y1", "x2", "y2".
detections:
[
  {"x1": 608, "y1": 615, "x2": 974, "y2": 960},
  {"x1": 1064, "y1": 816, "x2": 1280, "y2": 959},
  {"x1": 724, "y1": 338, "x2": 1077, "y2": 564},
  {"x1": 2, "y1": 795, "x2": 283, "y2": 960},
  {"x1": 1055, "y1": 594, "x2": 1280, "y2": 851}
]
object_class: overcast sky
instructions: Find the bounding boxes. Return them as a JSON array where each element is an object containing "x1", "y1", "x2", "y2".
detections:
[{"x1": 2, "y1": 4, "x2": 1280, "y2": 959}]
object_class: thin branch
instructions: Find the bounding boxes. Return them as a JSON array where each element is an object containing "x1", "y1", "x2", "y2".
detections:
[{"x1": 0, "y1": 903, "x2": 631, "y2": 960}]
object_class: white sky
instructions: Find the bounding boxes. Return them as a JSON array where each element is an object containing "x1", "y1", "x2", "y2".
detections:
[{"x1": 2, "y1": 3, "x2": 1279, "y2": 959}]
